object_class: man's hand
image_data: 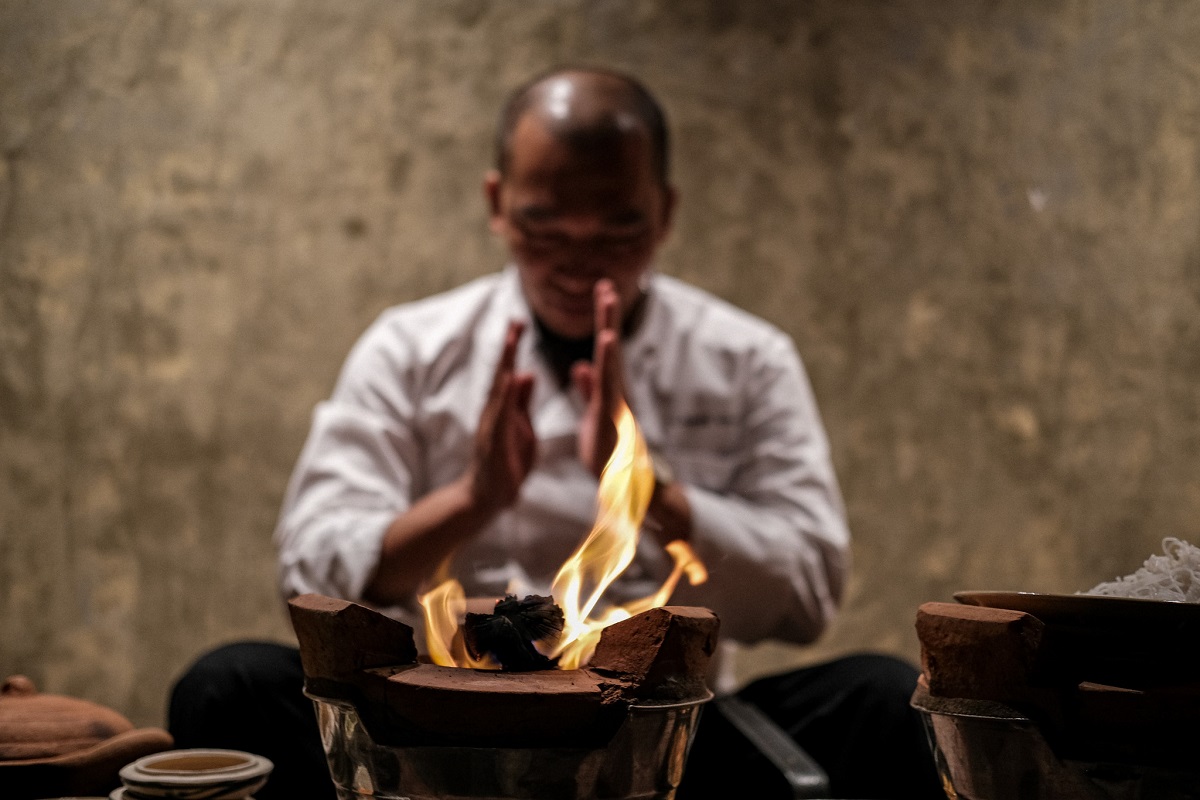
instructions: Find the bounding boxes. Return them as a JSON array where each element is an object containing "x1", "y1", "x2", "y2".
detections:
[
  {"x1": 467, "y1": 320, "x2": 537, "y2": 512},
  {"x1": 365, "y1": 321, "x2": 536, "y2": 606},
  {"x1": 572, "y1": 280, "x2": 626, "y2": 477}
]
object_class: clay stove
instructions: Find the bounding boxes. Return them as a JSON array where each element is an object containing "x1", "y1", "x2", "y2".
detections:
[
  {"x1": 913, "y1": 596, "x2": 1200, "y2": 799},
  {"x1": 289, "y1": 593, "x2": 719, "y2": 800}
]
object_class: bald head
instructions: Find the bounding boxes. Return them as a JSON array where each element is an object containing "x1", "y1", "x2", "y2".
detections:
[{"x1": 494, "y1": 67, "x2": 670, "y2": 186}]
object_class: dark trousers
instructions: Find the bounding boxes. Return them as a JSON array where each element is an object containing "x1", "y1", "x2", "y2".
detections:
[
  {"x1": 679, "y1": 654, "x2": 942, "y2": 799},
  {"x1": 168, "y1": 643, "x2": 941, "y2": 800}
]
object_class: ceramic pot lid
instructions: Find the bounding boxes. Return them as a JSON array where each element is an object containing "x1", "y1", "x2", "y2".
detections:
[{"x1": 0, "y1": 675, "x2": 134, "y2": 762}]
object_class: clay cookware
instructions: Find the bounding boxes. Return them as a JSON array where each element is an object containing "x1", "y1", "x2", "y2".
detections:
[{"x1": 0, "y1": 674, "x2": 174, "y2": 799}]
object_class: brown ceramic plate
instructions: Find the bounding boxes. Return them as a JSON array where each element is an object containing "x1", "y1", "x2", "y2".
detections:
[{"x1": 953, "y1": 590, "x2": 1200, "y2": 632}]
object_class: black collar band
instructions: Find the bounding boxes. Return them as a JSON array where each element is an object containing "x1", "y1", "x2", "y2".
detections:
[{"x1": 532, "y1": 290, "x2": 648, "y2": 387}]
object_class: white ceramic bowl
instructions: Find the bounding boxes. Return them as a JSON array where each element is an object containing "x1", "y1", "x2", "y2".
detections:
[{"x1": 117, "y1": 748, "x2": 272, "y2": 799}]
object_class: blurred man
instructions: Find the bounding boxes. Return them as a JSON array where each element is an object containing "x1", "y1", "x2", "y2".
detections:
[{"x1": 170, "y1": 67, "x2": 940, "y2": 800}]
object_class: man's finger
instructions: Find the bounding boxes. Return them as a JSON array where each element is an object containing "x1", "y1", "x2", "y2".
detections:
[
  {"x1": 500, "y1": 373, "x2": 537, "y2": 482},
  {"x1": 488, "y1": 320, "x2": 526, "y2": 401},
  {"x1": 495, "y1": 371, "x2": 535, "y2": 444},
  {"x1": 571, "y1": 361, "x2": 594, "y2": 402},
  {"x1": 512, "y1": 372, "x2": 535, "y2": 411},
  {"x1": 481, "y1": 370, "x2": 512, "y2": 433},
  {"x1": 594, "y1": 279, "x2": 619, "y2": 335},
  {"x1": 594, "y1": 329, "x2": 620, "y2": 409}
]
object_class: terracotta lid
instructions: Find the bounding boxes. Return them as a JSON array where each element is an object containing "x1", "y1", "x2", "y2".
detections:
[
  {"x1": 0, "y1": 675, "x2": 174, "y2": 799},
  {"x1": 0, "y1": 675, "x2": 134, "y2": 762}
]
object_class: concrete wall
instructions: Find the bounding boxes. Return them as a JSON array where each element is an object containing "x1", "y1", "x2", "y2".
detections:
[{"x1": 2, "y1": 0, "x2": 1198, "y2": 727}]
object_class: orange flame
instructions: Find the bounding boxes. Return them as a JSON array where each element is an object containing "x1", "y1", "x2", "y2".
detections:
[
  {"x1": 420, "y1": 399, "x2": 707, "y2": 669},
  {"x1": 418, "y1": 563, "x2": 498, "y2": 670}
]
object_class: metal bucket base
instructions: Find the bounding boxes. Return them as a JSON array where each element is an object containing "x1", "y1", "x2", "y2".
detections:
[
  {"x1": 918, "y1": 708, "x2": 1200, "y2": 800},
  {"x1": 312, "y1": 694, "x2": 710, "y2": 800}
]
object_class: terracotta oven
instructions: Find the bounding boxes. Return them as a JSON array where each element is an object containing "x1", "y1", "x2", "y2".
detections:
[
  {"x1": 288, "y1": 593, "x2": 719, "y2": 800},
  {"x1": 913, "y1": 592, "x2": 1200, "y2": 799}
]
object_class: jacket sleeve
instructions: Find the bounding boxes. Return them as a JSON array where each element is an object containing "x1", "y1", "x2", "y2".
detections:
[
  {"x1": 668, "y1": 334, "x2": 850, "y2": 646},
  {"x1": 273, "y1": 318, "x2": 422, "y2": 606}
]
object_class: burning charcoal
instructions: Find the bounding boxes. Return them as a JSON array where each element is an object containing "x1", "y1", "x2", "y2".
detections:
[{"x1": 463, "y1": 595, "x2": 564, "y2": 671}]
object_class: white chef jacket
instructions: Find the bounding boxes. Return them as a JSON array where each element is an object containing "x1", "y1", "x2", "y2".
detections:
[{"x1": 275, "y1": 267, "x2": 850, "y2": 667}]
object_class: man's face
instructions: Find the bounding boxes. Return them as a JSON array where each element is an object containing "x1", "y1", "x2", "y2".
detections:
[{"x1": 486, "y1": 114, "x2": 676, "y2": 340}]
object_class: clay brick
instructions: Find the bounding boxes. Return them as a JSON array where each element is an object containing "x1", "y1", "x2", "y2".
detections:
[
  {"x1": 589, "y1": 606, "x2": 719, "y2": 702},
  {"x1": 916, "y1": 602, "x2": 1045, "y2": 702},
  {"x1": 287, "y1": 594, "x2": 417, "y2": 697}
]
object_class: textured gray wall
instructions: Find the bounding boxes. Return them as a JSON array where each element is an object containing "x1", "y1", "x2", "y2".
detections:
[{"x1": 2, "y1": 1, "x2": 1198, "y2": 727}]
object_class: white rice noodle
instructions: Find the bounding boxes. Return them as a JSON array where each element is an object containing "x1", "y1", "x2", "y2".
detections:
[{"x1": 1084, "y1": 537, "x2": 1200, "y2": 602}]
